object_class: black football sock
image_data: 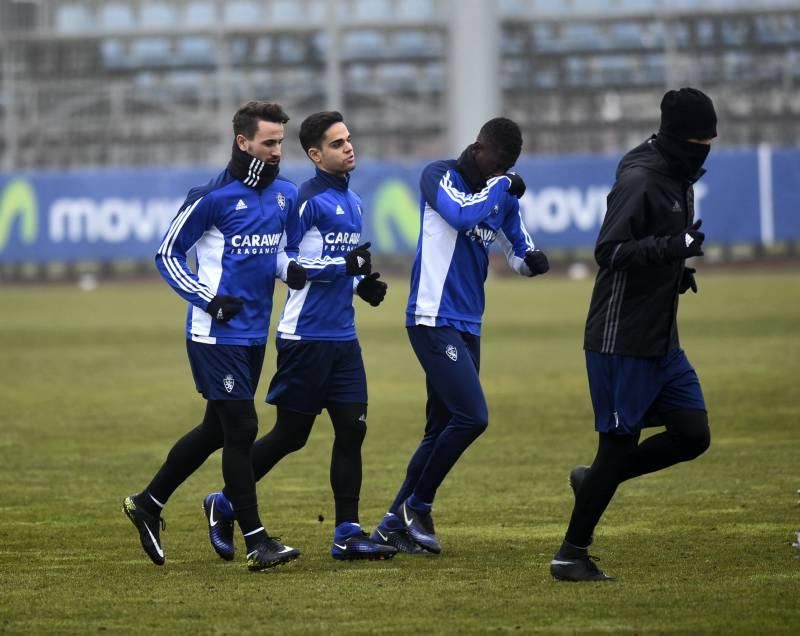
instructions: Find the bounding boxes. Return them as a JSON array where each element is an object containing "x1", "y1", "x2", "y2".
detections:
[
  {"x1": 564, "y1": 432, "x2": 637, "y2": 547},
  {"x1": 557, "y1": 540, "x2": 589, "y2": 558},
  {"x1": 246, "y1": 407, "x2": 315, "y2": 484},
  {"x1": 133, "y1": 491, "x2": 164, "y2": 518},
  {"x1": 232, "y1": 492, "x2": 268, "y2": 551},
  {"x1": 213, "y1": 399, "x2": 267, "y2": 550},
  {"x1": 619, "y1": 409, "x2": 710, "y2": 481},
  {"x1": 329, "y1": 403, "x2": 367, "y2": 525},
  {"x1": 142, "y1": 402, "x2": 223, "y2": 514}
]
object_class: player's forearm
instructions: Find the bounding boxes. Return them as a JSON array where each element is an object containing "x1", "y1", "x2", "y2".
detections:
[
  {"x1": 296, "y1": 256, "x2": 347, "y2": 282},
  {"x1": 596, "y1": 236, "x2": 671, "y2": 271},
  {"x1": 154, "y1": 253, "x2": 214, "y2": 309}
]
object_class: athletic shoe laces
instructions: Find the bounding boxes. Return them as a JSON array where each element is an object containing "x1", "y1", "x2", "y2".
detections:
[{"x1": 583, "y1": 554, "x2": 603, "y2": 574}]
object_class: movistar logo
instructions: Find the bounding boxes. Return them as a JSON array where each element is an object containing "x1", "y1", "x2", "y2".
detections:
[
  {"x1": 0, "y1": 178, "x2": 38, "y2": 252},
  {"x1": 373, "y1": 179, "x2": 419, "y2": 253}
]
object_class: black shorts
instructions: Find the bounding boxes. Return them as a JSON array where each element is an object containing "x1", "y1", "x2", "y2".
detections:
[{"x1": 265, "y1": 338, "x2": 367, "y2": 414}]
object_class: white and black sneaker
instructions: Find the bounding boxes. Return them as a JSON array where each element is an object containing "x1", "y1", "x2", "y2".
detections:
[
  {"x1": 123, "y1": 494, "x2": 166, "y2": 566},
  {"x1": 246, "y1": 537, "x2": 300, "y2": 571},
  {"x1": 551, "y1": 550, "x2": 614, "y2": 582}
]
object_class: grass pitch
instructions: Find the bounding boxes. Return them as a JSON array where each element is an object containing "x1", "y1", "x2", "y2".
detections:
[{"x1": 1, "y1": 269, "x2": 799, "y2": 633}]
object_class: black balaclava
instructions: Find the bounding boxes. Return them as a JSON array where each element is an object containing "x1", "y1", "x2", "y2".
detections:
[
  {"x1": 456, "y1": 144, "x2": 487, "y2": 193},
  {"x1": 654, "y1": 87, "x2": 717, "y2": 179},
  {"x1": 227, "y1": 142, "x2": 280, "y2": 189}
]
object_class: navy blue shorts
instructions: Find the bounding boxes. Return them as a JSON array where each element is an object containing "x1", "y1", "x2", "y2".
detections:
[
  {"x1": 265, "y1": 339, "x2": 367, "y2": 415},
  {"x1": 186, "y1": 340, "x2": 265, "y2": 401},
  {"x1": 585, "y1": 348, "x2": 706, "y2": 435}
]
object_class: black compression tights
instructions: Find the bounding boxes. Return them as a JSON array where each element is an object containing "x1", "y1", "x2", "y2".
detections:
[
  {"x1": 564, "y1": 409, "x2": 710, "y2": 548},
  {"x1": 145, "y1": 400, "x2": 263, "y2": 533},
  {"x1": 249, "y1": 403, "x2": 367, "y2": 525}
]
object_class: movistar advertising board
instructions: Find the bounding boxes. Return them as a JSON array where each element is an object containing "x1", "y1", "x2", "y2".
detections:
[{"x1": 1, "y1": 147, "x2": 797, "y2": 264}]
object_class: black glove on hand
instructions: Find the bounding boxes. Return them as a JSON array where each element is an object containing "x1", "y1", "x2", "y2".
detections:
[
  {"x1": 666, "y1": 219, "x2": 705, "y2": 261},
  {"x1": 679, "y1": 267, "x2": 698, "y2": 294},
  {"x1": 345, "y1": 242, "x2": 372, "y2": 276},
  {"x1": 356, "y1": 272, "x2": 388, "y2": 307},
  {"x1": 524, "y1": 249, "x2": 550, "y2": 276},
  {"x1": 286, "y1": 260, "x2": 307, "y2": 290},
  {"x1": 206, "y1": 295, "x2": 244, "y2": 322},
  {"x1": 506, "y1": 173, "x2": 526, "y2": 199}
]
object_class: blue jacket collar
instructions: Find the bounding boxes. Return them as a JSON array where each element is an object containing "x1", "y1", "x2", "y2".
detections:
[{"x1": 315, "y1": 167, "x2": 350, "y2": 191}]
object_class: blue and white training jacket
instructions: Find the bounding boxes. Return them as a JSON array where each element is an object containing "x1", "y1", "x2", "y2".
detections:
[
  {"x1": 276, "y1": 168, "x2": 364, "y2": 341},
  {"x1": 155, "y1": 169, "x2": 297, "y2": 345},
  {"x1": 406, "y1": 159, "x2": 538, "y2": 336}
]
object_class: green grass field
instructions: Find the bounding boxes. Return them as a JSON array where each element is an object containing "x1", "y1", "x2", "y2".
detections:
[{"x1": 1, "y1": 270, "x2": 799, "y2": 633}]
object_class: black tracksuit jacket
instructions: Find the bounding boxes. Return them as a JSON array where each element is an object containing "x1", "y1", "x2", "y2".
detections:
[{"x1": 584, "y1": 137, "x2": 705, "y2": 357}]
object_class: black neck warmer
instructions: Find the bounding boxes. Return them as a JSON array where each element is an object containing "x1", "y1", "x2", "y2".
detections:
[
  {"x1": 653, "y1": 132, "x2": 710, "y2": 180},
  {"x1": 456, "y1": 144, "x2": 487, "y2": 193},
  {"x1": 227, "y1": 142, "x2": 280, "y2": 189}
]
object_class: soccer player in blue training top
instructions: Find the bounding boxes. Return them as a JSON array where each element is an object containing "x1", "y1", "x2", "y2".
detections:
[
  {"x1": 550, "y1": 88, "x2": 715, "y2": 582},
  {"x1": 123, "y1": 101, "x2": 308, "y2": 571},
  {"x1": 202, "y1": 111, "x2": 396, "y2": 562},
  {"x1": 370, "y1": 117, "x2": 550, "y2": 555}
]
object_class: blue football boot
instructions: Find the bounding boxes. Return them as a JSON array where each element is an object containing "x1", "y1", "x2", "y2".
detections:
[
  {"x1": 331, "y1": 523, "x2": 397, "y2": 561},
  {"x1": 203, "y1": 492, "x2": 235, "y2": 561},
  {"x1": 371, "y1": 513, "x2": 427, "y2": 554},
  {"x1": 399, "y1": 498, "x2": 441, "y2": 554}
]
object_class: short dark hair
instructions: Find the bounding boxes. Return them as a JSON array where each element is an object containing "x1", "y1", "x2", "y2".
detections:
[
  {"x1": 299, "y1": 111, "x2": 344, "y2": 154},
  {"x1": 477, "y1": 117, "x2": 523, "y2": 168},
  {"x1": 232, "y1": 101, "x2": 290, "y2": 139}
]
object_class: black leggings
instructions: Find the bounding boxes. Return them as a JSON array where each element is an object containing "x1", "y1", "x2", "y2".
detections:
[
  {"x1": 565, "y1": 409, "x2": 710, "y2": 548},
  {"x1": 145, "y1": 400, "x2": 261, "y2": 529},
  {"x1": 248, "y1": 403, "x2": 367, "y2": 525}
]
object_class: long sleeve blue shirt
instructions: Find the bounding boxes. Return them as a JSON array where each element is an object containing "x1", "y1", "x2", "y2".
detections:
[
  {"x1": 406, "y1": 160, "x2": 538, "y2": 335},
  {"x1": 276, "y1": 168, "x2": 365, "y2": 341},
  {"x1": 155, "y1": 169, "x2": 297, "y2": 345}
]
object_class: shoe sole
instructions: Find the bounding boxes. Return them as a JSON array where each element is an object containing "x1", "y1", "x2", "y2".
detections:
[
  {"x1": 122, "y1": 498, "x2": 165, "y2": 566},
  {"x1": 203, "y1": 500, "x2": 235, "y2": 562},
  {"x1": 380, "y1": 542, "x2": 429, "y2": 555},
  {"x1": 248, "y1": 552, "x2": 300, "y2": 572},
  {"x1": 551, "y1": 565, "x2": 615, "y2": 582},
  {"x1": 552, "y1": 573, "x2": 616, "y2": 582},
  {"x1": 371, "y1": 531, "x2": 430, "y2": 555},
  {"x1": 331, "y1": 551, "x2": 397, "y2": 561},
  {"x1": 407, "y1": 532, "x2": 441, "y2": 554}
]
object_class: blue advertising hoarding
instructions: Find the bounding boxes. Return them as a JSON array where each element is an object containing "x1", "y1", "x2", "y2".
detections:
[{"x1": 0, "y1": 147, "x2": 797, "y2": 264}]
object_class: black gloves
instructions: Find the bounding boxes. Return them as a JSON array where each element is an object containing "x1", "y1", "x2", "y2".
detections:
[
  {"x1": 524, "y1": 249, "x2": 550, "y2": 276},
  {"x1": 286, "y1": 260, "x2": 307, "y2": 290},
  {"x1": 345, "y1": 242, "x2": 372, "y2": 276},
  {"x1": 666, "y1": 219, "x2": 705, "y2": 261},
  {"x1": 206, "y1": 295, "x2": 244, "y2": 322},
  {"x1": 679, "y1": 267, "x2": 698, "y2": 294},
  {"x1": 356, "y1": 272, "x2": 388, "y2": 307},
  {"x1": 506, "y1": 173, "x2": 526, "y2": 199}
]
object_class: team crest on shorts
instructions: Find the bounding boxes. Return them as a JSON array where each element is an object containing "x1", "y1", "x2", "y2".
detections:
[
  {"x1": 276, "y1": 192, "x2": 286, "y2": 210},
  {"x1": 223, "y1": 374, "x2": 235, "y2": 393},
  {"x1": 445, "y1": 345, "x2": 458, "y2": 362}
]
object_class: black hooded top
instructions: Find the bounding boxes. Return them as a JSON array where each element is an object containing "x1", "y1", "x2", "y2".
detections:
[{"x1": 583, "y1": 136, "x2": 706, "y2": 357}]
